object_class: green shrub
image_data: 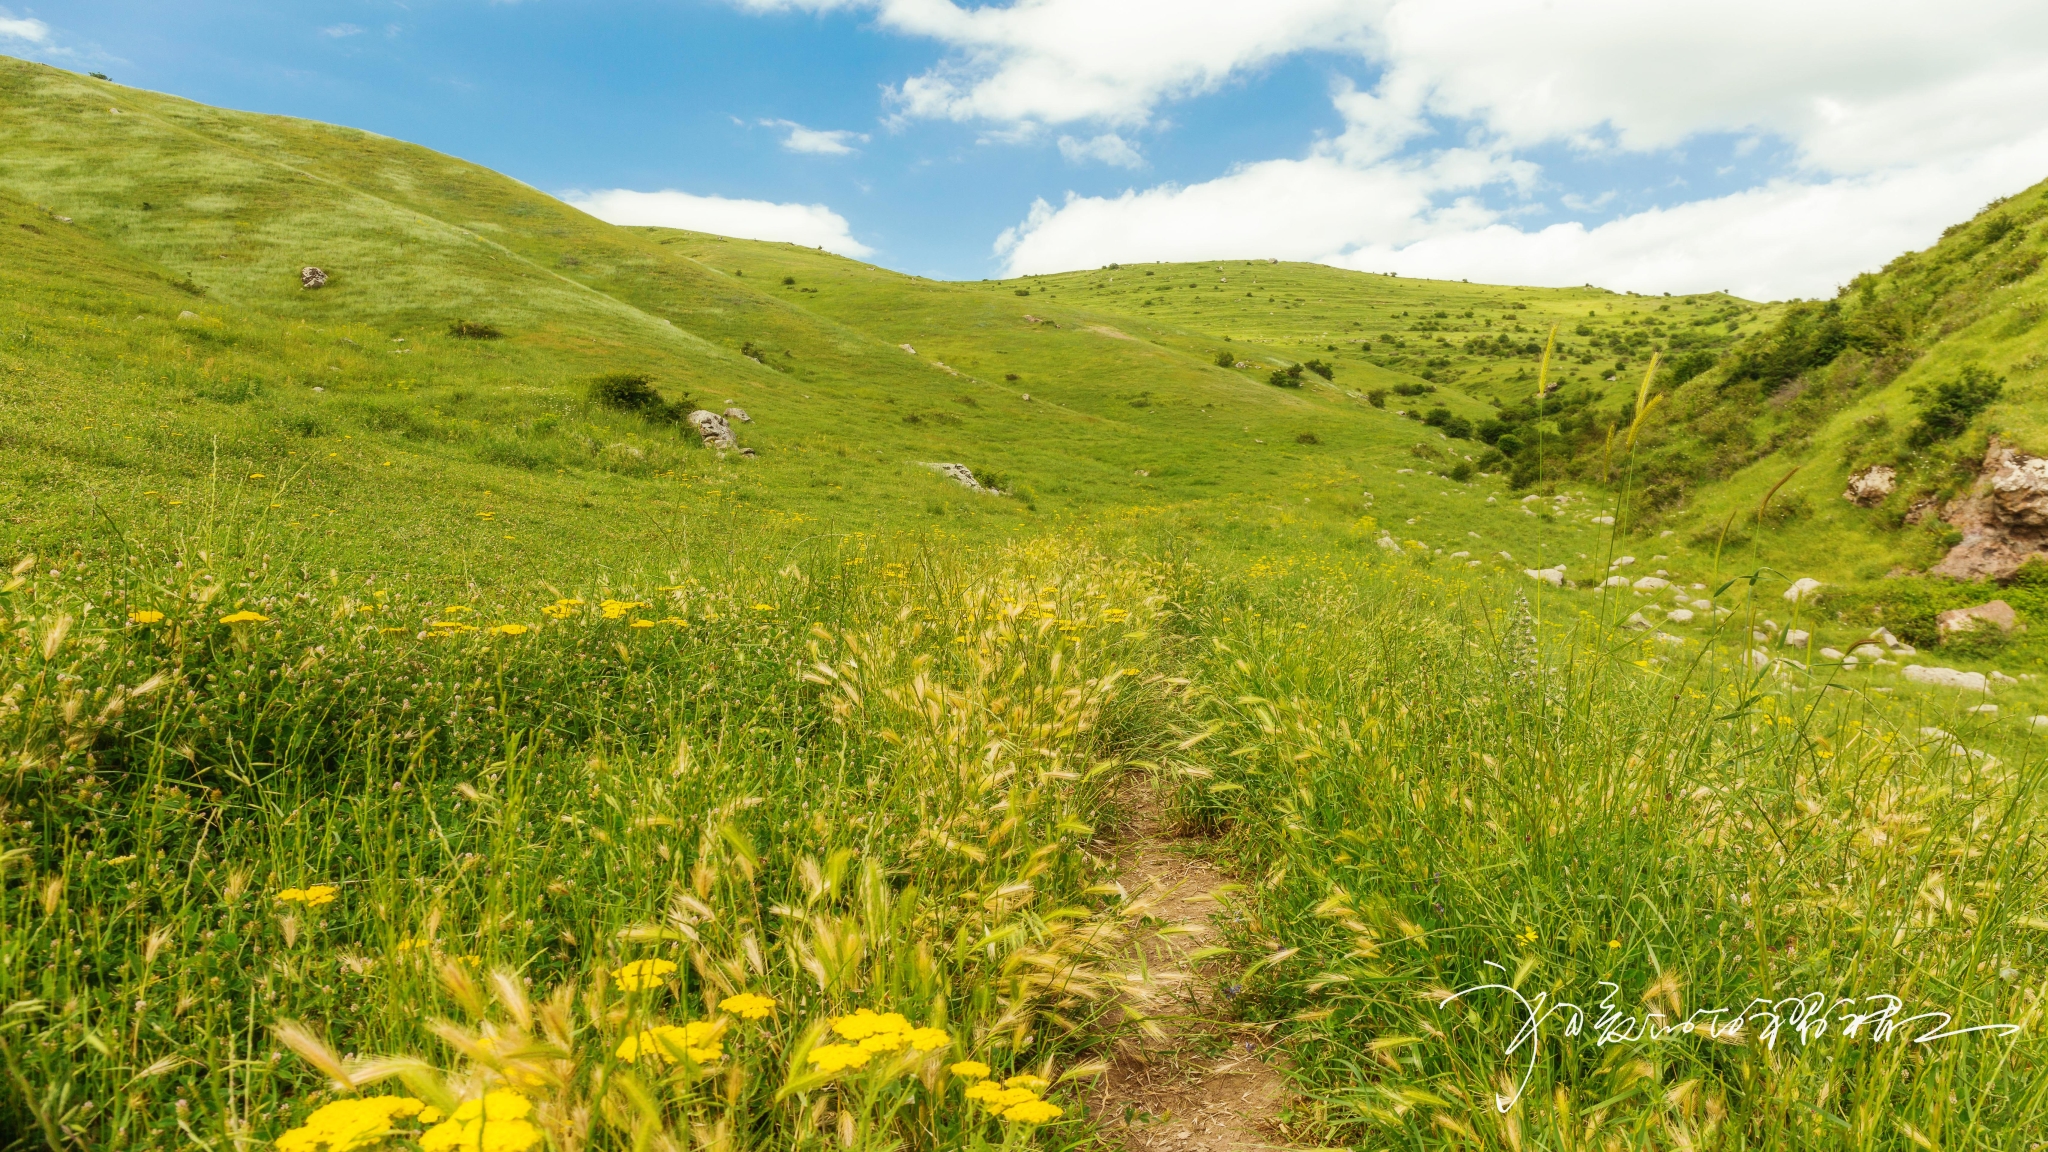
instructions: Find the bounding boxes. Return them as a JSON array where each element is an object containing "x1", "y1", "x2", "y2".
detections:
[
  {"x1": 1014, "y1": 288, "x2": 1030, "y2": 297},
  {"x1": 1214, "y1": 350, "x2": 1236, "y2": 368},
  {"x1": 1908, "y1": 365, "x2": 2004, "y2": 446},
  {"x1": 1269, "y1": 364, "x2": 1304, "y2": 387},
  {"x1": 589, "y1": 373, "x2": 688, "y2": 424},
  {"x1": 1365, "y1": 389, "x2": 1387, "y2": 408},
  {"x1": 1447, "y1": 461, "x2": 1473, "y2": 482},
  {"x1": 1296, "y1": 432, "x2": 1320, "y2": 445},
  {"x1": 1302, "y1": 358, "x2": 1335, "y2": 381},
  {"x1": 447, "y1": 320, "x2": 502, "y2": 340},
  {"x1": 1392, "y1": 382, "x2": 1435, "y2": 397}
]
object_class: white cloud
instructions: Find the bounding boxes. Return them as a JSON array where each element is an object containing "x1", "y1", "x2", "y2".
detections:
[
  {"x1": 321, "y1": 23, "x2": 364, "y2": 38},
  {"x1": 560, "y1": 188, "x2": 875, "y2": 257},
  {"x1": 1057, "y1": 133, "x2": 1143, "y2": 168},
  {"x1": 760, "y1": 119, "x2": 869, "y2": 156},
  {"x1": 0, "y1": 9, "x2": 51, "y2": 44}
]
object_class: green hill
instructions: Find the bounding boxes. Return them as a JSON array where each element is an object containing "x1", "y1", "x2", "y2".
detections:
[{"x1": 6, "y1": 54, "x2": 2048, "y2": 1152}]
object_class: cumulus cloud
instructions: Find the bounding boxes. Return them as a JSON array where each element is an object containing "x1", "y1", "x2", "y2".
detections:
[
  {"x1": 760, "y1": 119, "x2": 869, "y2": 156},
  {"x1": 1056, "y1": 133, "x2": 1143, "y2": 168},
  {"x1": 560, "y1": 188, "x2": 874, "y2": 257},
  {"x1": 0, "y1": 9, "x2": 51, "y2": 44}
]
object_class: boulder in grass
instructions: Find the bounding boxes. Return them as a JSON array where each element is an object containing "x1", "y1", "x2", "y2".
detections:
[
  {"x1": 1783, "y1": 577, "x2": 1822, "y2": 602},
  {"x1": 922, "y1": 462, "x2": 999, "y2": 494},
  {"x1": 1843, "y1": 464, "x2": 1895, "y2": 506},
  {"x1": 687, "y1": 409, "x2": 739, "y2": 451},
  {"x1": 1632, "y1": 576, "x2": 1669, "y2": 592},
  {"x1": 1666, "y1": 608, "x2": 1694, "y2": 624},
  {"x1": 1937, "y1": 599, "x2": 2017, "y2": 638},
  {"x1": 1901, "y1": 665, "x2": 1990, "y2": 693},
  {"x1": 1786, "y1": 629, "x2": 1810, "y2": 647},
  {"x1": 301, "y1": 266, "x2": 328, "y2": 289},
  {"x1": 1524, "y1": 567, "x2": 1565, "y2": 586},
  {"x1": 724, "y1": 407, "x2": 752, "y2": 424}
]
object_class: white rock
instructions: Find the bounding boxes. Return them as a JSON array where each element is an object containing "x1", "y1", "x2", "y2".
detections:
[
  {"x1": 1967, "y1": 703, "x2": 1999, "y2": 714},
  {"x1": 1655, "y1": 632, "x2": 1687, "y2": 646},
  {"x1": 1901, "y1": 665, "x2": 1990, "y2": 693},
  {"x1": 1819, "y1": 647, "x2": 1845, "y2": 660},
  {"x1": 1611, "y1": 556, "x2": 1636, "y2": 568},
  {"x1": 1842, "y1": 655, "x2": 1859, "y2": 666},
  {"x1": 1497, "y1": 551, "x2": 1513, "y2": 562},
  {"x1": 1690, "y1": 599, "x2": 1712, "y2": 612},
  {"x1": 1590, "y1": 515, "x2": 1615, "y2": 525},
  {"x1": 1377, "y1": 535, "x2": 1400, "y2": 551},
  {"x1": 2030, "y1": 715, "x2": 2048, "y2": 729},
  {"x1": 1632, "y1": 576, "x2": 1669, "y2": 591},
  {"x1": 1666, "y1": 608, "x2": 1695, "y2": 624},
  {"x1": 1744, "y1": 648, "x2": 1772, "y2": 669},
  {"x1": 1624, "y1": 612, "x2": 1652, "y2": 630},
  {"x1": 1783, "y1": 577, "x2": 1823, "y2": 602},
  {"x1": 922, "y1": 462, "x2": 997, "y2": 493},
  {"x1": 1753, "y1": 631, "x2": 1772, "y2": 644},
  {"x1": 178, "y1": 309, "x2": 199, "y2": 321},
  {"x1": 1849, "y1": 644, "x2": 1886, "y2": 659},
  {"x1": 1524, "y1": 567, "x2": 1565, "y2": 586},
  {"x1": 1786, "y1": 629, "x2": 1810, "y2": 647},
  {"x1": 1991, "y1": 670, "x2": 2017, "y2": 684},
  {"x1": 1396, "y1": 468, "x2": 1416, "y2": 474},
  {"x1": 1602, "y1": 575, "x2": 1632, "y2": 588},
  {"x1": 1450, "y1": 550, "x2": 1470, "y2": 558}
]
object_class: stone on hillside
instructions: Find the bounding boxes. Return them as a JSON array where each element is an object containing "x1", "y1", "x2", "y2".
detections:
[
  {"x1": 300, "y1": 266, "x2": 327, "y2": 289},
  {"x1": 899, "y1": 344, "x2": 916, "y2": 354},
  {"x1": 1786, "y1": 629, "x2": 1810, "y2": 647},
  {"x1": 1783, "y1": 577, "x2": 1822, "y2": 602},
  {"x1": 1937, "y1": 599, "x2": 2017, "y2": 638},
  {"x1": 1819, "y1": 647, "x2": 1845, "y2": 660},
  {"x1": 1377, "y1": 536, "x2": 1400, "y2": 551},
  {"x1": 922, "y1": 462, "x2": 999, "y2": 494},
  {"x1": 1849, "y1": 643, "x2": 1885, "y2": 659},
  {"x1": 1843, "y1": 464, "x2": 1895, "y2": 506},
  {"x1": 687, "y1": 409, "x2": 740, "y2": 452},
  {"x1": 1632, "y1": 576, "x2": 1669, "y2": 591},
  {"x1": 1624, "y1": 611, "x2": 1652, "y2": 629},
  {"x1": 1967, "y1": 703, "x2": 1999, "y2": 714},
  {"x1": 1744, "y1": 648, "x2": 1771, "y2": 669},
  {"x1": 1932, "y1": 437, "x2": 2048, "y2": 578},
  {"x1": 1590, "y1": 515, "x2": 1615, "y2": 525},
  {"x1": 2032, "y1": 715, "x2": 2048, "y2": 729},
  {"x1": 178, "y1": 310, "x2": 199, "y2": 321},
  {"x1": 1524, "y1": 567, "x2": 1564, "y2": 586},
  {"x1": 724, "y1": 407, "x2": 752, "y2": 424},
  {"x1": 1901, "y1": 665, "x2": 1990, "y2": 692},
  {"x1": 1655, "y1": 632, "x2": 1686, "y2": 646},
  {"x1": 1602, "y1": 574, "x2": 1630, "y2": 588},
  {"x1": 1610, "y1": 555, "x2": 1635, "y2": 568},
  {"x1": 1690, "y1": 599, "x2": 1712, "y2": 611},
  {"x1": 1666, "y1": 608, "x2": 1694, "y2": 624}
]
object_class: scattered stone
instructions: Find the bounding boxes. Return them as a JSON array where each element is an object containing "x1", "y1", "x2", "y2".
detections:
[
  {"x1": 2031, "y1": 715, "x2": 2048, "y2": 729},
  {"x1": 1786, "y1": 629, "x2": 1810, "y2": 647},
  {"x1": 1020, "y1": 314, "x2": 1059, "y2": 327},
  {"x1": 1968, "y1": 703, "x2": 1999, "y2": 715},
  {"x1": 687, "y1": 409, "x2": 741, "y2": 452},
  {"x1": 899, "y1": 343, "x2": 916, "y2": 354},
  {"x1": 723, "y1": 406, "x2": 752, "y2": 424},
  {"x1": 1667, "y1": 608, "x2": 1695, "y2": 624},
  {"x1": 1610, "y1": 555, "x2": 1635, "y2": 568},
  {"x1": 1843, "y1": 464, "x2": 1895, "y2": 506},
  {"x1": 1655, "y1": 632, "x2": 1687, "y2": 646},
  {"x1": 178, "y1": 310, "x2": 199, "y2": 321},
  {"x1": 1590, "y1": 515, "x2": 1615, "y2": 525},
  {"x1": 1783, "y1": 577, "x2": 1822, "y2": 602},
  {"x1": 1601, "y1": 574, "x2": 1630, "y2": 588},
  {"x1": 1849, "y1": 643, "x2": 1886, "y2": 659},
  {"x1": 1689, "y1": 599, "x2": 1712, "y2": 611},
  {"x1": 1992, "y1": 669, "x2": 2018, "y2": 684},
  {"x1": 1624, "y1": 611, "x2": 1652, "y2": 630},
  {"x1": 1377, "y1": 536, "x2": 1400, "y2": 551},
  {"x1": 1901, "y1": 665, "x2": 1990, "y2": 692},
  {"x1": 300, "y1": 266, "x2": 328, "y2": 289},
  {"x1": 1937, "y1": 599, "x2": 2017, "y2": 638},
  {"x1": 1842, "y1": 655, "x2": 1859, "y2": 667},
  {"x1": 1020, "y1": 393, "x2": 1031, "y2": 401},
  {"x1": 922, "y1": 462, "x2": 999, "y2": 494},
  {"x1": 1524, "y1": 566, "x2": 1565, "y2": 586},
  {"x1": 1632, "y1": 576, "x2": 1669, "y2": 591},
  {"x1": 1820, "y1": 647, "x2": 1845, "y2": 660},
  {"x1": 1450, "y1": 550, "x2": 1469, "y2": 558},
  {"x1": 603, "y1": 442, "x2": 645, "y2": 460},
  {"x1": 1744, "y1": 648, "x2": 1771, "y2": 669}
]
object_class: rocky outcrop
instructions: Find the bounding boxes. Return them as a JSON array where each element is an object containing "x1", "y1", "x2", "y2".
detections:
[
  {"x1": 301, "y1": 266, "x2": 328, "y2": 289},
  {"x1": 1843, "y1": 464, "x2": 1894, "y2": 506},
  {"x1": 922, "y1": 462, "x2": 999, "y2": 494},
  {"x1": 1903, "y1": 665, "x2": 1990, "y2": 692},
  {"x1": 1783, "y1": 577, "x2": 1822, "y2": 602},
  {"x1": 1932, "y1": 437, "x2": 2048, "y2": 579},
  {"x1": 724, "y1": 407, "x2": 751, "y2": 424},
  {"x1": 688, "y1": 410, "x2": 755, "y2": 456},
  {"x1": 1938, "y1": 599, "x2": 2017, "y2": 638}
]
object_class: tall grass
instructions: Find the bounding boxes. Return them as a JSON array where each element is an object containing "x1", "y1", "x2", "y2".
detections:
[{"x1": 1171, "y1": 555, "x2": 2048, "y2": 1149}]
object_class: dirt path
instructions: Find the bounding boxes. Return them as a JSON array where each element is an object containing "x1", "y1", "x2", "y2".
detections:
[{"x1": 1094, "y1": 780, "x2": 1300, "y2": 1152}]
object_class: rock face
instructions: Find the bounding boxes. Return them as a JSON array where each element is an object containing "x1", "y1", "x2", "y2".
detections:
[
  {"x1": 724, "y1": 407, "x2": 751, "y2": 424},
  {"x1": 1937, "y1": 599, "x2": 2018, "y2": 638},
  {"x1": 688, "y1": 410, "x2": 753, "y2": 456},
  {"x1": 300, "y1": 266, "x2": 328, "y2": 289},
  {"x1": 922, "y1": 462, "x2": 999, "y2": 494},
  {"x1": 1843, "y1": 464, "x2": 1895, "y2": 506},
  {"x1": 1783, "y1": 577, "x2": 1823, "y2": 602},
  {"x1": 1932, "y1": 437, "x2": 2048, "y2": 579}
]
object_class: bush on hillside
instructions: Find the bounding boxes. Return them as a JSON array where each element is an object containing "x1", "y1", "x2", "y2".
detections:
[
  {"x1": 1365, "y1": 389, "x2": 1387, "y2": 408},
  {"x1": 1392, "y1": 382, "x2": 1435, "y2": 397},
  {"x1": 589, "y1": 373, "x2": 689, "y2": 424},
  {"x1": 448, "y1": 320, "x2": 502, "y2": 340},
  {"x1": 1214, "y1": 350, "x2": 1235, "y2": 368},
  {"x1": 1302, "y1": 358, "x2": 1335, "y2": 381},
  {"x1": 1907, "y1": 365, "x2": 2004, "y2": 447},
  {"x1": 1269, "y1": 364, "x2": 1304, "y2": 387}
]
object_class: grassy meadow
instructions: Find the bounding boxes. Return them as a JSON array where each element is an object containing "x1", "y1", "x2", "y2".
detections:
[{"x1": 4, "y1": 53, "x2": 2048, "y2": 1151}]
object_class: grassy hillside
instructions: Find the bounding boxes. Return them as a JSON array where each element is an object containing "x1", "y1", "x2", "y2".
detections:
[{"x1": 4, "y1": 55, "x2": 2048, "y2": 1152}]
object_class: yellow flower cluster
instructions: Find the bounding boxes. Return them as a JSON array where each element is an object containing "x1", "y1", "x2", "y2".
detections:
[
  {"x1": 599, "y1": 599, "x2": 644, "y2": 620},
  {"x1": 219, "y1": 610, "x2": 269, "y2": 625},
  {"x1": 616, "y1": 1020, "x2": 722, "y2": 1065},
  {"x1": 277, "y1": 885, "x2": 338, "y2": 907},
  {"x1": 128, "y1": 609, "x2": 165, "y2": 624},
  {"x1": 540, "y1": 598, "x2": 583, "y2": 619},
  {"x1": 805, "y1": 1009, "x2": 951, "y2": 1073},
  {"x1": 719, "y1": 992, "x2": 777, "y2": 1020},
  {"x1": 418, "y1": 1091, "x2": 542, "y2": 1152},
  {"x1": 957, "y1": 1066, "x2": 1063, "y2": 1124},
  {"x1": 611, "y1": 958, "x2": 678, "y2": 991},
  {"x1": 277, "y1": 1096, "x2": 438, "y2": 1152}
]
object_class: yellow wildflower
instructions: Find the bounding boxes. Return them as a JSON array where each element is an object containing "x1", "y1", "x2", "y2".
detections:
[
  {"x1": 611, "y1": 958, "x2": 678, "y2": 991},
  {"x1": 428, "y1": 620, "x2": 474, "y2": 631},
  {"x1": 219, "y1": 610, "x2": 269, "y2": 625},
  {"x1": 719, "y1": 992, "x2": 776, "y2": 1020},
  {"x1": 629, "y1": 619, "x2": 654, "y2": 629},
  {"x1": 904, "y1": 1027, "x2": 951, "y2": 1053},
  {"x1": 276, "y1": 1095, "x2": 432, "y2": 1152},
  {"x1": 949, "y1": 1061, "x2": 991, "y2": 1081},
  {"x1": 277, "y1": 885, "x2": 338, "y2": 907},
  {"x1": 963, "y1": 1080, "x2": 1005, "y2": 1105},
  {"x1": 491, "y1": 624, "x2": 529, "y2": 637},
  {"x1": 128, "y1": 609, "x2": 165, "y2": 624},
  {"x1": 805, "y1": 1043, "x2": 874, "y2": 1074},
  {"x1": 615, "y1": 1021, "x2": 723, "y2": 1064},
  {"x1": 249, "y1": 473, "x2": 265, "y2": 479},
  {"x1": 1002, "y1": 1099, "x2": 1064, "y2": 1124},
  {"x1": 1004, "y1": 1073, "x2": 1049, "y2": 1092},
  {"x1": 541, "y1": 599, "x2": 583, "y2": 619},
  {"x1": 443, "y1": 605, "x2": 473, "y2": 615},
  {"x1": 830, "y1": 1009, "x2": 910, "y2": 1041},
  {"x1": 750, "y1": 603, "x2": 775, "y2": 611},
  {"x1": 598, "y1": 599, "x2": 641, "y2": 620},
  {"x1": 418, "y1": 1091, "x2": 541, "y2": 1152}
]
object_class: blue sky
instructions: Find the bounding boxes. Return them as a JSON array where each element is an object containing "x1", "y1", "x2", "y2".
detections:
[{"x1": 8, "y1": 1, "x2": 2048, "y2": 298}]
